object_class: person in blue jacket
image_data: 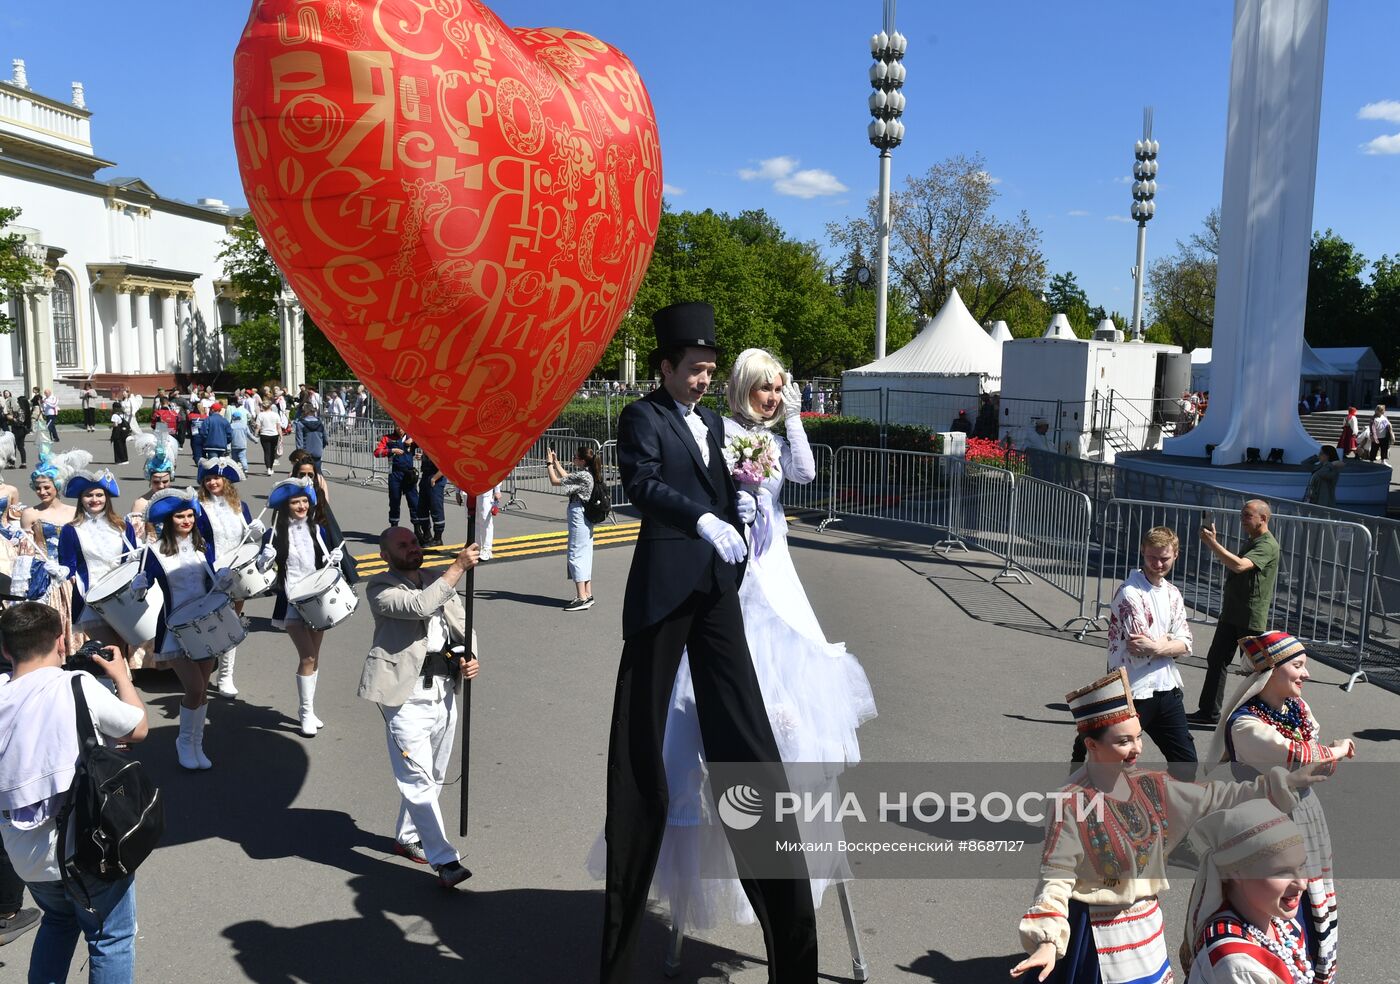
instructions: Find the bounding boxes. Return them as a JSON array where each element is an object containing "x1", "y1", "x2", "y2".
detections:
[
  {"x1": 373, "y1": 427, "x2": 419, "y2": 529},
  {"x1": 56, "y1": 470, "x2": 138, "y2": 656},
  {"x1": 201, "y1": 402, "x2": 234, "y2": 459},
  {"x1": 133, "y1": 488, "x2": 232, "y2": 771}
]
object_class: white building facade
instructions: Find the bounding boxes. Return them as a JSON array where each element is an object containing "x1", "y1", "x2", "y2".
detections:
[{"x1": 0, "y1": 59, "x2": 305, "y2": 401}]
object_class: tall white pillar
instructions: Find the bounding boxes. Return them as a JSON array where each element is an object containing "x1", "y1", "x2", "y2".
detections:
[
  {"x1": 0, "y1": 320, "x2": 14, "y2": 379},
  {"x1": 134, "y1": 289, "x2": 155, "y2": 375},
  {"x1": 159, "y1": 291, "x2": 177, "y2": 371},
  {"x1": 114, "y1": 289, "x2": 135, "y2": 374},
  {"x1": 179, "y1": 294, "x2": 195, "y2": 373},
  {"x1": 1166, "y1": 0, "x2": 1327, "y2": 464},
  {"x1": 28, "y1": 289, "x2": 54, "y2": 393}
]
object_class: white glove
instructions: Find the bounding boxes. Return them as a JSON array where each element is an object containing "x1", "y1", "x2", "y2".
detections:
[
  {"x1": 257, "y1": 543, "x2": 277, "y2": 570},
  {"x1": 327, "y1": 547, "x2": 343, "y2": 567},
  {"x1": 131, "y1": 572, "x2": 150, "y2": 594},
  {"x1": 697, "y1": 513, "x2": 747, "y2": 564},
  {"x1": 752, "y1": 488, "x2": 776, "y2": 558},
  {"x1": 781, "y1": 379, "x2": 802, "y2": 418},
  {"x1": 43, "y1": 558, "x2": 71, "y2": 580},
  {"x1": 736, "y1": 491, "x2": 757, "y2": 525},
  {"x1": 247, "y1": 519, "x2": 267, "y2": 537}
]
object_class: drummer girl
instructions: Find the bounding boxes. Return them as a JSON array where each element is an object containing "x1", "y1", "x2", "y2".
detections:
[
  {"x1": 264, "y1": 477, "x2": 344, "y2": 738},
  {"x1": 56, "y1": 469, "x2": 138, "y2": 654},
  {"x1": 196, "y1": 457, "x2": 266, "y2": 698},
  {"x1": 131, "y1": 447, "x2": 176, "y2": 542},
  {"x1": 136, "y1": 487, "x2": 232, "y2": 772}
]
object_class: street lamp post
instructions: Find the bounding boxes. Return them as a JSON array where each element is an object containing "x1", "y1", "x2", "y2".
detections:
[
  {"x1": 1129, "y1": 107, "x2": 1159, "y2": 341},
  {"x1": 868, "y1": 0, "x2": 907, "y2": 361}
]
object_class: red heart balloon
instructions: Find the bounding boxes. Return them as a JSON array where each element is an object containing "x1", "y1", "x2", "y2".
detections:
[{"x1": 232, "y1": 0, "x2": 662, "y2": 491}]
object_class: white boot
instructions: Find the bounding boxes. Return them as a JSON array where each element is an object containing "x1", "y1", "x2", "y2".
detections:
[
  {"x1": 296, "y1": 672, "x2": 320, "y2": 737},
  {"x1": 191, "y1": 704, "x2": 212, "y2": 769},
  {"x1": 215, "y1": 649, "x2": 239, "y2": 697},
  {"x1": 176, "y1": 706, "x2": 201, "y2": 770}
]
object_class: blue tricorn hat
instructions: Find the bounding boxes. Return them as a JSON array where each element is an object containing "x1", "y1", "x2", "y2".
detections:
[
  {"x1": 198, "y1": 456, "x2": 245, "y2": 483},
  {"x1": 145, "y1": 487, "x2": 201, "y2": 526},
  {"x1": 268, "y1": 477, "x2": 317, "y2": 511},
  {"x1": 64, "y1": 469, "x2": 120, "y2": 500}
]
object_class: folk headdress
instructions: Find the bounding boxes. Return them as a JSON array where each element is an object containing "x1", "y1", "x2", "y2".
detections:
[{"x1": 1065, "y1": 667, "x2": 1137, "y2": 734}]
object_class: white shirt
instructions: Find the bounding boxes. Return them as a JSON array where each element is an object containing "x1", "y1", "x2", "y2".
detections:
[
  {"x1": 1107, "y1": 569, "x2": 1193, "y2": 697},
  {"x1": 74, "y1": 514, "x2": 127, "y2": 583},
  {"x1": 0, "y1": 669, "x2": 145, "y2": 883},
  {"x1": 157, "y1": 536, "x2": 212, "y2": 610},
  {"x1": 256, "y1": 409, "x2": 282, "y2": 437},
  {"x1": 674, "y1": 400, "x2": 711, "y2": 467},
  {"x1": 203, "y1": 495, "x2": 247, "y2": 560},
  {"x1": 284, "y1": 519, "x2": 320, "y2": 589}
]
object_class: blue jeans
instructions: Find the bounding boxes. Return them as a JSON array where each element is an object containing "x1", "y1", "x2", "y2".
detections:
[{"x1": 26, "y1": 875, "x2": 137, "y2": 984}]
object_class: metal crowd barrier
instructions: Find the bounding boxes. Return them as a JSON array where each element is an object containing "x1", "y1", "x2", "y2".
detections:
[
  {"x1": 509, "y1": 432, "x2": 603, "y2": 499},
  {"x1": 1096, "y1": 498, "x2": 1374, "y2": 687},
  {"x1": 1004, "y1": 475, "x2": 1094, "y2": 627},
  {"x1": 778, "y1": 443, "x2": 835, "y2": 521},
  {"x1": 826, "y1": 447, "x2": 958, "y2": 538},
  {"x1": 946, "y1": 458, "x2": 1018, "y2": 565},
  {"x1": 318, "y1": 415, "x2": 389, "y2": 487}
]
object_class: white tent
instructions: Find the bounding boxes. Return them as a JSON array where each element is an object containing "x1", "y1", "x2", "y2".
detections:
[
  {"x1": 989, "y1": 320, "x2": 1013, "y2": 343},
  {"x1": 1043, "y1": 313, "x2": 1077, "y2": 339},
  {"x1": 1190, "y1": 343, "x2": 1347, "y2": 393},
  {"x1": 841, "y1": 288, "x2": 1002, "y2": 427}
]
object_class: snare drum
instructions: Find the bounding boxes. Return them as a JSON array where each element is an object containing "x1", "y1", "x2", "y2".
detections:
[
  {"x1": 86, "y1": 562, "x2": 165, "y2": 647},
  {"x1": 169, "y1": 592, "x2": 246, "y2": 661},
  {"x1": 287, "y1": 566, "x2": 358, "y2": 631},
  {"x1": 224, "y1": 541, "x2": 275, "y2": 600}
]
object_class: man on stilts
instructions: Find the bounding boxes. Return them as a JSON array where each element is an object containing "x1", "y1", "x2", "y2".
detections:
[{"x1": 600, "y1": 302, "x2": 817, "y2": 983}]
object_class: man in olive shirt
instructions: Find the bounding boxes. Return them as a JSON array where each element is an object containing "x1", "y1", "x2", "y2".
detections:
[{"x1": 1187, "y1": 499, "x2": 1280, "y2": 724}]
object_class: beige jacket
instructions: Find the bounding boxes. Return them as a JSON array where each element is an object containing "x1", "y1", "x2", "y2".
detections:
[{"x1": 356, "y1": 568, "x2": 475, "y2": 707}]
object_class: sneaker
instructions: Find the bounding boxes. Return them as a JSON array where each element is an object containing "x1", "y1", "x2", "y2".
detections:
[
  {"x1": 266, "y1": 468, "x2": 273, "y2": 476},
  {"x1": 0, "y1": 907, "x2": 40, "y2": 946},
  {"x1": 394, "y1": 840, "x2": 429, "y2": 865},
  {"x1": 435, "y1": 860, "x2": 473, "y2": 888},
  {"x1": 563, "y1": 597, "x2": 594, "y2": 612}
]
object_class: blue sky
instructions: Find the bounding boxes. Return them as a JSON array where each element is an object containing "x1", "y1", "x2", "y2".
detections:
[{"x1": 4, "y1": 0, "x2": 1397, "y2": 318}]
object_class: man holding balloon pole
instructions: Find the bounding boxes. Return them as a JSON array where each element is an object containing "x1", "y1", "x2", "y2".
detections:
[{"x1": 602, "y1": 302, "x2": 817, "y2": 983}]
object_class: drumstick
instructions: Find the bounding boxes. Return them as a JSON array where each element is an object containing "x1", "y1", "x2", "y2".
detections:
[{"x1": 459, "y1": 500, "x2": 477, "y2": 839}]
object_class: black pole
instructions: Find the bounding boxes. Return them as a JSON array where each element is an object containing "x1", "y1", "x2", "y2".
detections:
[{"x1": 459, "y1": 502, "x2": 477, "y2": 838}]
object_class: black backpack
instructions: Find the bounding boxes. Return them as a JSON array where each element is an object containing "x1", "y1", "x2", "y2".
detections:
[
  {"x1": 55, "y1": 676, "x2": 164, "y2": 908},
  {"x1": 582, "y1": 478, "x2": 611, "y2": 524}
]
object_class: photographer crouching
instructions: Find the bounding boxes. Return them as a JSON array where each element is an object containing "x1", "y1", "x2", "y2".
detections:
[
  {"x1": 0, "y1": 603, "x2": 149, "y2": 982},
  {"x1": 357, "y1": 528, "x2": 481, "y2": 889}
]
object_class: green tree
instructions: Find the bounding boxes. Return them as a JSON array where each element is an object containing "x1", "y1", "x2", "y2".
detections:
[
  {"x1": 0, "y1": 206, "x2": 42, "y2": 335},
  {"x1": 826, "y1": 153, "x2": 1047, "y2": 324},
  {"x1": 1046, "y1": 271, "x2": 1089, "y2": 313},
  {"x1": 1303, "y1": 230, "x2": 1370, "y2": 350},
  {"x1": 1367, "y1": 254, "x2": 1400, "y2": 377},
  {"x1": 607, "y1": 206, "x2": 912, "y2": 378},
  {"x1": 1146, "y1": 209, "x2": 1219, "y2": 351},
  {"x1": 217, "y1": 214, "x2": 350, "y2": 387}
]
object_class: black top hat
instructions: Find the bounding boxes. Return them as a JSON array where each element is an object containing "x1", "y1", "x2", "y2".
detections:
[{"x1": 651, "y1": 302, "x2": 718, "y2": 353}]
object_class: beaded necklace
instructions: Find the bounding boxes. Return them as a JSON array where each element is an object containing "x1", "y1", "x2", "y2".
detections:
[
  {"x1": 1243, "y1": 696, "x2": 1315, "y2": 743},
  {"x1": 1243, "y1": 916, "x2": 1312, "y2": 984}
]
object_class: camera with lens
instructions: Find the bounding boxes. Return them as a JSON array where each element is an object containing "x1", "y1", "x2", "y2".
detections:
[{"x1": 65, "y1": 639, "x2": 116, "y2": 673}]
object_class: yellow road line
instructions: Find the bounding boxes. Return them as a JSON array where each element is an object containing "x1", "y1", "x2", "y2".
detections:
[
  {"x1": 350, "y1": 523, "x2": 640, "y2": 562},
  {"x1": 353, "y1": 527, "x2": 640, "y2": 574}
]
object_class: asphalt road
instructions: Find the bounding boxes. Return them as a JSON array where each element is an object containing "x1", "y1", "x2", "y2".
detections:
[{"x1": 1, "y1": 427, "x2": 1396, "y2": 983}]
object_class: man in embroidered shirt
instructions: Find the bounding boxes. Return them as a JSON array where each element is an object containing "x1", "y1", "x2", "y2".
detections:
[{"x1": 1075, "y1": 526, "x2": 1197, "y2": 778}]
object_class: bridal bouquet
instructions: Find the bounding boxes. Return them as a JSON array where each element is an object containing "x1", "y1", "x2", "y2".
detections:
[{"x1": 724, "y1": 432, "x2": 778, "y2": 486}]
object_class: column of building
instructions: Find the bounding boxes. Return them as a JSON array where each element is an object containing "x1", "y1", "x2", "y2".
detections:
[{"x1": 158, "y1": 290, "x2": 178, "y2": 371}]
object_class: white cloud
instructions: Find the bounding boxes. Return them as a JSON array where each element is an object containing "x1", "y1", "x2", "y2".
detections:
[
  {"x1": 1359, "y1": 100, "x2": 1400, "y2": 123},
  {"x1": 1113, "y1": 175, "x2": 1133, "y2": 184},
  {"x1": 1362, "y1": 133, "x2": 1400, "y2": 155},
  {"x1": 1067, "y1": 209, "x2": 1090, "y2": 217},
  {"x1": 739, "y1": 156, "x2": 848, "y2": 199},
  {"x1": 1106, "y1": 214, "x2": 1135, "y2": 223},
  {"x1": 976, "y1": 170, "x2": 1002, "y2": 186},
  {"x1": 662, "y1": 182, "x2": 685, "y2": 196}
]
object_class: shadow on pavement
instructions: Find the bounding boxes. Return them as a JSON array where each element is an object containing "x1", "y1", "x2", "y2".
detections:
[
  {"x1": 898, "y1": 949, "x2": 1021, "y2": 982},
  {"x1": 223, "y1": 877, "x2": 745, "y2": 983},
  {"x1": 475, "y1": 588, "x2": 570, "y2": 608}
]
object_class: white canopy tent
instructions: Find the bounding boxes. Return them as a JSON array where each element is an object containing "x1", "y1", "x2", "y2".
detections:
[
  {"x1": 989, "y1": 320, "x2": 1013, "y2": 343},
  {"x1": 842, "y1": 288, "x2": 1003, "y2": 427},
  {"x1": 1043, "y1": 313, "x2": 1077, "y2": 339},
  {"x1": 1189, "y1": 342, "x2": 1348, "y2": 394}
]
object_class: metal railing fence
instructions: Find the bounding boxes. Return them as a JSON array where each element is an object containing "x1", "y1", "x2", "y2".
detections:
[
  {"x1": 1004, "y1": 475, "x2": 1093, "y2": 617},
  {"x1": 318, "y1": 415, "x2": 389, "y2": 486},
  {"x1": 778, "y1": 444, "x2": 835, "y2": 519},
  {"x1": 827, "y1": 446, "x2": 958, "y2": 536},
  {"x1": 1097, "y1": 499, "x2": 1374, "y2": 683}
]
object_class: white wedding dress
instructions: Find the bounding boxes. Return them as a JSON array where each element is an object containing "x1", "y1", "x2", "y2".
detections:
[{"x1": 648, "y1": 414, "x2": 878, "y2": 933}]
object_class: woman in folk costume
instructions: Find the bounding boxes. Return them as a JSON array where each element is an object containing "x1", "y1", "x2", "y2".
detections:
[
  {"x1": 1335, "y1": 408, "x2": 1359, "y2": 459},
  {"x1": 134, "y1": 487, "x2": 232, "y2": 770},
  {"x1": 1181, "y1": 802, "x2": 1316, "y2": 984},
  {"x1": 1207, "y1": 632, "x2": 1352, "y2": 984},
  {"x1": 55, "y1": 469, "x2": 138, "y2": 653},
  {"x1": 262, "y1": 478, "x2": 345, "y2": 737},
  {"x1": 1012, "y1": 668, "x2": 1328, "y2": 984},
  {"x1": 20, "y1": 448, "x2": 90, "y2": 651},
  {"x1": 0, "y1": 480, "x2": 54, "y2": 604},
  {"x1": 195, "y1": 457, "x2": 266, "y2": 698},
  {"x1": 131, "y1": 444, "x2": 176, "y2": 542}
]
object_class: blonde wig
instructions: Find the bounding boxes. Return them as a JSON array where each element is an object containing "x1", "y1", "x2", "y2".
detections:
[{"x1": 726, "y1": 348, "x2": 788, "y2": 429}]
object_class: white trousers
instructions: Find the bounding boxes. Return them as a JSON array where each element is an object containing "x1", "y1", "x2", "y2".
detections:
[
  {"x1": 382, "y1": 684, "x2": 459, "y2": 867},
  {"x1": 473, "y1": 491, "x2": 496, "y2": 556}
]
